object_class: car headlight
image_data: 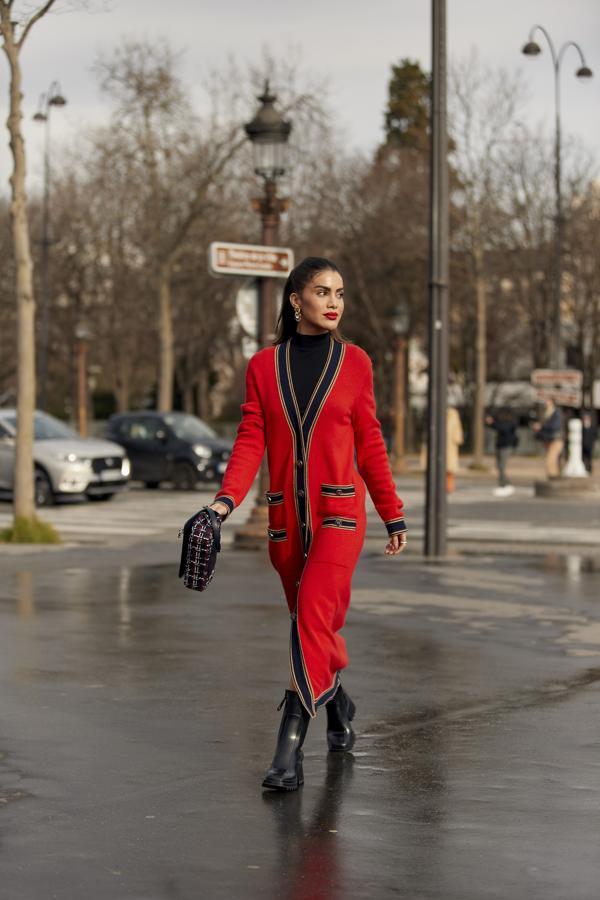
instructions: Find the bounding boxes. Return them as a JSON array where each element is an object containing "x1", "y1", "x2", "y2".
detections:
[
  {"x1": 121, "y1": 457, "x2": 131, "y2": 477},
  {"x1": 193, "y1": 444, "x2": 212, "y2": 459},
  {"x1": 56, "y1": 452, "x2": 78, "y2": 462}
]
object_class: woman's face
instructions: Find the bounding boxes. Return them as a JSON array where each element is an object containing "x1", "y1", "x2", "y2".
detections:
[{"x1": 291, "y1": 269, "x2": 344, "y2": 334}]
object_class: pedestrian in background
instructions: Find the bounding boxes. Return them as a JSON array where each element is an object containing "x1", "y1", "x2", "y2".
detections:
[
  {"x1": 532, "y1": 397, "x2": 564, "y2": 478},
  {"x1": 446, "y1": 406, "x2": 464, "y2": 493},
  {"x1": 581, "y1": 410, "x2": 597, "y2": 473},
  {"x1": 207, "y1": 257, "x2": 407, "y2": 792},
  {"x1": 485, "y1": 407, "x2": 518, "y2": 497}
]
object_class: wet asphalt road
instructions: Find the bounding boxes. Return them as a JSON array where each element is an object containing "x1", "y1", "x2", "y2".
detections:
[{"x1": 1, "y1": 539, "x2": 600, "y2": 899}]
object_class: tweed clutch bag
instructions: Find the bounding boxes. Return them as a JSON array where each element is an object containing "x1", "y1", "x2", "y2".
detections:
[{"x1": 178, "y1": 506, "x2": 223, "y2": 591}]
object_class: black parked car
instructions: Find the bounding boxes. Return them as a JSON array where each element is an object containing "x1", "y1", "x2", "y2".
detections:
[{"x1": 105, "y1": 412, "x2": 232, "y2": 490}]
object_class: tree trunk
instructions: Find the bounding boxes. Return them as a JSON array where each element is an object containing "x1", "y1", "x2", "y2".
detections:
[
  {"x1": 115, "y1": 363, "x2": 130, "y2": 412},
  {"x1": 197, "y1": 366, "x2": 209, "y2": 421},
  {"x1": 157, "y1": 260, "x2": 174, "y2": 411},
  {"x1": 471, "y1": 243, "x2": 486, "y2": 468},
  {"x1": 1, "y1": 14, "x2": 36, "y2": 520},
  {"x1": 182, "y1": 384, "x2": 194, "y2": 414}
]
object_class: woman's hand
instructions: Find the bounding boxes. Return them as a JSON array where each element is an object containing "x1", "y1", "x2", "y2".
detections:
[
  {"x1": 385, "y1": 532, "x2": 407, "y2": 556},
  {"x1": 209, "y1": 501, "x2": 230, "y2": 520}
]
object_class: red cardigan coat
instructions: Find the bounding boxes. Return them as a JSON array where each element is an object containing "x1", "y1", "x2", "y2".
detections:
[{"x1": 213, "y1": 334, "x2": 406, "y2": 717}]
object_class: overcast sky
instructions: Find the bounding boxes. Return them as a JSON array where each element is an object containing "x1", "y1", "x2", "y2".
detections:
[{"x1": 3, "y1": 0, "x2": 600, "y2": 194}]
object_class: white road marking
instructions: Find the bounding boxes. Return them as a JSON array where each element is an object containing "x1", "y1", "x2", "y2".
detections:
[{"x1": 0, "y1": 488, "x2": 217, "y2": 543}]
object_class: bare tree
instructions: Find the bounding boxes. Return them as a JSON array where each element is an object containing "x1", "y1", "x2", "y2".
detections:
[
  {"x1": 563, "y1": 174, "x2": 600, "y2": 404},
  {"x1": 93, "y1": 41, "x2": 251, "y2": 410},
  {"x1": 497, "y1": 127, "x2": 557, "y2": 369},
  {"x1": 0, "y1": 198, "x2": 16, "y2": 398},
  {"x1": 449, "y1": 51, "x2": 526, "y2": 465},
  {"x1": 0, "y1": 0, "x2": 58, "y2": 531}
]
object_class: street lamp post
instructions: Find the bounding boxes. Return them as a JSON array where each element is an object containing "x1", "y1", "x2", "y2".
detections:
[
  {"x1": 33, "y1": 81, "x2": 67, "y2": 411},
  {"x1": 391, "y1": 301, "x2": 410, "y2": 475},
  {"x1": 234, "y1": 83, "x2": 291, "y2": 550},
  {"x1": 521, "y1": 26, "x2": 593, "y2": 369}
]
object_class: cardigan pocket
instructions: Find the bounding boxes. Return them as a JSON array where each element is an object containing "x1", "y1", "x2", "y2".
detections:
[
  {"x1": 266, "y1": 490, "x2": 286, "y2": 528},
  {"x1": 318, "y1": 483, "x2": 358, "y2": 517},
  {"x1": 267, "y1": 527, "x2": 287, "y2": 542},
  {"x1": 321, "y1": 516, "x2": 357, "y2": 531},
  {"x1": 311, "y1": 515, "x2": 359, "y2": 569}
]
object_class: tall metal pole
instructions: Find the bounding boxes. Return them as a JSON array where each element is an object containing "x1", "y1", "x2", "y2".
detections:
[
  {"x1": 522, "y1": 27, "x2": 593, "y2": 368},
  {"x1": 257, "y1": 178, "x2": 281, "y2": 507},
  {"x1": 392, "y1": 333, "x2": 406, "y2": 474},
  {"x1": 38, "y1": 113, "x2": 51, "y2": 410},
  {"x1": 34, "y1": 82, "x2": 67, "y2": 410},
  {"x1": 234, "y1": 85, "x2": 291, "y2": 549},
  {"x1": 424, "y1": 0, "x2": 449, "y2": 558},
  {"x1": 233, "y1": 179, "x2": 286, "y2": 550},
  {"x1": 552, "y1": 54, "x2": 562, "y2": 370}
]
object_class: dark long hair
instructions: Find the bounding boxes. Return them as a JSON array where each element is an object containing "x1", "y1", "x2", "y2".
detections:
[{"x1": 272, "y1": 256, "x2": 352, "y2": 345}]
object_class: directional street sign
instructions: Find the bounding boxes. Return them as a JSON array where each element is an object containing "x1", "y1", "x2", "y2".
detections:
[
  {"x1": 209, "y1": 242, "x2": 294, "y2": 279},
  {"x1": 531, "y1": 369, "x2": 583, "y2": 408},
  {"x1": 531, "y1": 369, "x2": 583, "y2": 388}
]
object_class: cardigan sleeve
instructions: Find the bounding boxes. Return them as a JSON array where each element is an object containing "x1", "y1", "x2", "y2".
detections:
[
  {"x1": 212, "y1": 354, "x2": 265, "y2": 516},
  {"x1": 351, "y1": 356, "x2": 407, "y2": 536}
]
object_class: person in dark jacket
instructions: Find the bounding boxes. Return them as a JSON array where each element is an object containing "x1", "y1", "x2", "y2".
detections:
[
  {"x1": 486, "y1": 407, "x2": 518, "y2": 495},
  {"x1": 581, "y1": 410, "x2": 597, "y2": 474}
]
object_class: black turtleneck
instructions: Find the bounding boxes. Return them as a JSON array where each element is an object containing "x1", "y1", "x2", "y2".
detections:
[{"x1": 289, "y1": 329, "x2": 331, "y2": 417}]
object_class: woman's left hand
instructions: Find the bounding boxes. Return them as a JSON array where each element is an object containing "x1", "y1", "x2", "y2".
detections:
[{"x1": 385, "y1": 532, "x2": 407, "y2": 556}]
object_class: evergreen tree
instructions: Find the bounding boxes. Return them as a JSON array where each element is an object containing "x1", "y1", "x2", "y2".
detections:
[{"x1": 383, "y1": 59, "x2": 430, "y2": 151}]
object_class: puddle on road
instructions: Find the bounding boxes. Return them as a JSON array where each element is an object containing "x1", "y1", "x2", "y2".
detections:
[{"x1": 2, "y1": 564, "x2": 222, "y2": 688}]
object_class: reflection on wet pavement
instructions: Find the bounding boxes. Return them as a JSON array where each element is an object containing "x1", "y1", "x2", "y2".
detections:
[
  {"x1": 262, "y1": 754, "x2": 354, "y2": 900},
  {"x1": 354, "y1": 553, "x2": 600, "y2": 657}
]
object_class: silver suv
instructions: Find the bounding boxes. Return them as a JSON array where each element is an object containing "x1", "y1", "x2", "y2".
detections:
[{"x1": 0, "y1": 410, "x2": 131, "y2": 506}]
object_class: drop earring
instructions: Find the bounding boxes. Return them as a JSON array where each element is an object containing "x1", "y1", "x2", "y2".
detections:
[{"x1": 294, "y1": 307, "x2": 302, "y2": 321}]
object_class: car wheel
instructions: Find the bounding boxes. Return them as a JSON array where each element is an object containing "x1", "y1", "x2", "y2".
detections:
[
  {"x1": 34, "y1": 467, "x2": 54, "y2": 507},
  {"x1": 172, "y1": 462, "x2": 197, "y2": 491},
  {"x1": 145, "y1": 481, "x2": 161, "y2": 489},
  {"x1": 88, "y1": 493, "x2": 116, "y2": 502}
]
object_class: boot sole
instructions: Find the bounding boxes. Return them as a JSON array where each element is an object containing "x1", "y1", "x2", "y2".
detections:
[
  {"x1": 261, "y1": 775, "x2": 303, "y2": 791},
  {"x1": 262, "y1": 758, "x2": 304, "y2": 791},
  {"x1": 262, "y1": 768, "x2": 304, "y2": 791}
]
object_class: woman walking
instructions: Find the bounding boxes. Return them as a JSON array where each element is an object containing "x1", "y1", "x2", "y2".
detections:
[{"x1": 208, "y1": 257, "x2": 407, "y2": 791}]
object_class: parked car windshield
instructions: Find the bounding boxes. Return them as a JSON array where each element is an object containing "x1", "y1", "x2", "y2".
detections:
[
  {"x1": 163, "y1": 413, "x2": 216, "y2": 442},
  {"x1": 1, "y1": 412, "x2": 79, "y2": 441}
]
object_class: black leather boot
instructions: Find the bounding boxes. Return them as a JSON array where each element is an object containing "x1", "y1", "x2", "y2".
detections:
[
  {"x1": 262, "y1": 689, "x2": 310, "y2": 791},
  {"x1": 325, "y1": 684, "x2": 356, "y2": 752}
]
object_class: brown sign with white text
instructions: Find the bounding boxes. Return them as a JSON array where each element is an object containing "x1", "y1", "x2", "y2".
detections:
[{"x1": 209, "y1": 242, "x2": 294, "y2": 279}]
